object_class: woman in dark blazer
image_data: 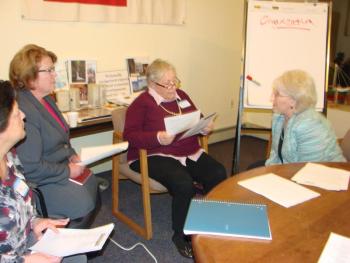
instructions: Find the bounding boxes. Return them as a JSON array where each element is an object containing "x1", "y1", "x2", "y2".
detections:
[{"x1": 9, "y1": 44, "x2": 99, "y2": 227}]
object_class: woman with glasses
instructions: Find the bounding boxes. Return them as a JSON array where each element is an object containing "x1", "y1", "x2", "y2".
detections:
[
  {"x1": 266, "y1": 69, "x2": 345, "y2": 165},
  {"x1": 124, "y1": 59, "x2": 226, "y2": 258},
  {"x1": 9, "y1": 44, "x2": 99, "y2": 228}
]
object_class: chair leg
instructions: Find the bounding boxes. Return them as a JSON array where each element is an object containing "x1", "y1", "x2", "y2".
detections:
[{"x1": 111, "y1": 152, "x2": 153, "y2": 240}]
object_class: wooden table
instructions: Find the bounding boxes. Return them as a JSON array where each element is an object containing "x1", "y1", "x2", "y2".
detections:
[{"x1": 192, "y1": 162, "x2": 350, "y2": 263}]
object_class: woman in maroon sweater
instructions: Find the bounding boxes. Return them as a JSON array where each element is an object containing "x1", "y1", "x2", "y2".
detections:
[{"x1": 124, "y1": 59, "x2": 226, "y2": 258}]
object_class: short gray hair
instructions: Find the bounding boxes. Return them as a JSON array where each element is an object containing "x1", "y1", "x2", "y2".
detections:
[
  {"x1": 146, "y1": 59, "x2": 176, "y2": 84},
  {"x1": 272, "y1": 69, "x2": 317, "y2": 113}
]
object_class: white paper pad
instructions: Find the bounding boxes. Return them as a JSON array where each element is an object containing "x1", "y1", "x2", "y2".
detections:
[
  {"x1": 292, "y1": 163, "x2": 350, "y2": 191},
  {"x1": 238, "y1": 173, "x2": 320, "y2": 208},
  {"x1": 79, "y1": 142, "x2": 128, "y2": 165},
  {"x1": 30, "y1": 223, "x2": 114, "y2": 257},
  {"x1": 318, "y1": 233, "x2": 350, "y2": 263},
  {"x1": 164, "y1": 110, "x2": 200, "y2": 135}
]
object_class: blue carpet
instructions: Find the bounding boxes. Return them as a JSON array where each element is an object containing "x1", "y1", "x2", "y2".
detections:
[{"x1": 89, "y1": 173, "x2": 192, "y2": 263}]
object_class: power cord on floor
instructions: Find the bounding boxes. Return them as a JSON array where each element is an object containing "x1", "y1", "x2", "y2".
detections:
[{"x1": 109, "y1": 238, "x2": 158, "y2": 263}]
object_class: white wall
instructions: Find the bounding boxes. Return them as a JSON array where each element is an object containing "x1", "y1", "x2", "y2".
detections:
[{"x1": 0, "y1": 0, "x2": 244, "y2": 172}]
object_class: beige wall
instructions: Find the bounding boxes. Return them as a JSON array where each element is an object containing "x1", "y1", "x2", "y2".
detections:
[
  {"x1": 0, "y1": 0, "x2": 244, "y2": 132},
  {"x1": 0, "y1": 0, "x2": 244, "y2": 172}
]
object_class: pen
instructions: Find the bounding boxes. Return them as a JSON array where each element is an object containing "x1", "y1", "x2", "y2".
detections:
[{"x1": 246, "y1": 75, "x2": 261, "y2": 86}]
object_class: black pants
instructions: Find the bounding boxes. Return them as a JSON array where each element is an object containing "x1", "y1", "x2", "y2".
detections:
[{"x1": 130, "y1": 153, "x2": 227, "y2": 233}]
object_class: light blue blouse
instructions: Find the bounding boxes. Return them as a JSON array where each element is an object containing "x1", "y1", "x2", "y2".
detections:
[{"x1": 266, "y1": 108, "x2": 346, "y2": 165}]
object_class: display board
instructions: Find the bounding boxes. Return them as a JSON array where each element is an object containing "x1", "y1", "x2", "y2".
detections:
[{"x1": 243, "y1": 0, "x2": 330, "y2": 110}]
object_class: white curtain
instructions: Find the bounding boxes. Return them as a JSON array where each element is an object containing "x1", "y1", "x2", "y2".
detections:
[{"x1": 21, "y1": 0, "x2": 187, "y2": 25}]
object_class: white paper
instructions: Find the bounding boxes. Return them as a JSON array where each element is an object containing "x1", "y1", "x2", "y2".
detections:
[
  {"x1": 179, "y1": 113, "x2": 217, "y2": 140},
  {"x1": 30, "y1": 223, "x2": 114, "y2": 257},
  {"x1": 164, "y1": 110, "x2": 200, "y2": 135},
  {"x1": 238, "y1": 173, "x2": 320, "y2": 208},
  {"x1": 292, "y1": 163, "x2": 350, "y2": 191},
  {"x1": 79, "y1": 142, "x2": 128, "y2": 165},
  {"x1": 318, "y1": 233, "x2": 350, "y2": 263}
]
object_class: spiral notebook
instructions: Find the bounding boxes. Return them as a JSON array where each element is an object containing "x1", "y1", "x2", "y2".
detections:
[{"x1": 184, "y1": 199, "x2": 272, "y2": 240}]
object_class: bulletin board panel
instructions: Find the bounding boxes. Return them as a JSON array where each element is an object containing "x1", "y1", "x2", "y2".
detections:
[{"x1": 243, "y1": 0, "x2": 330, "y2": 110}]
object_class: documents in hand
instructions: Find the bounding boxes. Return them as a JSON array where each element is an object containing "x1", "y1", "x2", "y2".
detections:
[
  {"x1": 164, "y1": 110, "x2": 216, "y2": 139},
  {"x1": 291, "y1": 162, "x2": 350, "y2": 191},
  {"x1": 184, "y1": 199, "x2": 272, "y2": 240},
  {"x1": 164, "y1": 110, "x2": 200, "y2": 135},
  {"x1": 238, "y1": 173, "x2": 320, "y2": 208},
  {"x1": 318, "y1": 233, "x2": 350, "y2": 263},
  {"x1": 79, "y1": 142, "x2": 128, "y2": 166},
  {"x1": 30, "y1": 223, "x2": 114, "y2": 257},
  {"x1": 179, "y1": 112, "x2": 217, "y2": 140}
]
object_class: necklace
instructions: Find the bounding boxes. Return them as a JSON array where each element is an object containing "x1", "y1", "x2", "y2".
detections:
[{"x1": 159, "y1": 100, "x2": 182, "y2": 116}]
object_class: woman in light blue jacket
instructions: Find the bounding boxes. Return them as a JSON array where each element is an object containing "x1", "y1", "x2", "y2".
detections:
[{"x1": 266, "y1": 70, "x2": 345, "y2": 165}]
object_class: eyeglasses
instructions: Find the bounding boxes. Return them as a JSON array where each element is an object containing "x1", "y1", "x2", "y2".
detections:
[
  {"x1": 37, "y1": 67, "x2": 56, "y2": 74},
  {"x1": 153, "y1": 77, "x2": 181, "y2": 89},
  {"x1": 273, "y1": 90, "x2": 289, "y2": 98}
]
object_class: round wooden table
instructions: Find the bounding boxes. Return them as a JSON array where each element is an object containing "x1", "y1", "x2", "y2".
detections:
[{"x1": 192, "y1": 162, "x2": 350, "y2": 263}]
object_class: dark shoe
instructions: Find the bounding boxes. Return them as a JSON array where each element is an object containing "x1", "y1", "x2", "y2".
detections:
[{"x1": 172, "y1": 233, "x2": 193, "y2": 259}]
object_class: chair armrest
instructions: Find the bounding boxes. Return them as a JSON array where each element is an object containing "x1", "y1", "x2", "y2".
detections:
[
  {"x1": 113, "y1": 131, "x2": 124, "y2": 144},
  {"x1": 199, "y1": 135, "x2": 209, "y2": 153}
]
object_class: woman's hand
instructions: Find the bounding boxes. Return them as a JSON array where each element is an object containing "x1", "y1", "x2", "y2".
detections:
[
  {"x1": 24, "y1": 252, "x2": 62, "y2": 263},
  {"x1": 157, "y1": 131, "x2": 175, "y2": 145},
  {"x1": 201, "y1": 120, "x2": 214, "y2": 135},
  {"x1": 69, "y1": 154, "x2": 81, "y2": 163},
  {"x1": 68, "y1": 162, "x2": 85, "y2": 179},
  {"x1": 32, "y1": 218, "x2": 69, "y2": 240}
]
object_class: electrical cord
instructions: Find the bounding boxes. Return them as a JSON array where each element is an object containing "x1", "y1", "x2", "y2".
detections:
[{"x1": 109, "y1": 238, "x2": 158, "y2": 263}]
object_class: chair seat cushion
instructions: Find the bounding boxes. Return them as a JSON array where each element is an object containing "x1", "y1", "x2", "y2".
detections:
[{"x1": 119, "y1": 163, "x2": 167, "y2": 192}]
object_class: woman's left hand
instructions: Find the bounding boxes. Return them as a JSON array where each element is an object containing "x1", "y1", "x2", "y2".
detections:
[
  {"x1": 201, "y1": 120, "x2": 214, "y2": 135},
  {"x1": 32, "y1": 218, "x2": 70, "y2": 240},
  {"x1": 69, "y1": 154, "x2": 81, "y2": 163}
]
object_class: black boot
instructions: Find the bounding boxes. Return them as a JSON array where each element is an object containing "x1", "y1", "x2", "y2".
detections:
[{"x1": 172, "y1": 232, "x2": 193, "y2": 259}]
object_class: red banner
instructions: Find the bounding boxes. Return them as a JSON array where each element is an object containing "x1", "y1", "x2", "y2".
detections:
[{"x1": 44, "y1": 0, "x2": 127, "y2": 6}]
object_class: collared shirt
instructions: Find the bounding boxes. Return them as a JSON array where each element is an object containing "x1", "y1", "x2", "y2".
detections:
[
  {"x1": 146, "y1": 88, "x2": 204, "y2": 166},
  {"x1": 0, "y1": 150, "x2": 36, "y2": 263}
]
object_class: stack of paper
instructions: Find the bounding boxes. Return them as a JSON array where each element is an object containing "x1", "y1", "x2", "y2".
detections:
[
  {"x1": 292, "y1": 163, "x2": 350, "y2": 191},
  {"x1": 238, "y1": 173, "x2": 320, "y2": 208},
  {"x1": 318, "y1": 233, "x2": 350, "y2": 263}
]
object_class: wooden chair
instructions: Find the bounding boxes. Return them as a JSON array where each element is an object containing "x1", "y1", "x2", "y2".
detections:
[{"x1": 111, "y1": 107, "x2": 208, "y2": 239}]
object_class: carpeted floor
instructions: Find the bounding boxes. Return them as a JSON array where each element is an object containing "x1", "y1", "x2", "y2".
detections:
[{"x1": 89, "y1": 136, "x2": 268, "y2": 263}]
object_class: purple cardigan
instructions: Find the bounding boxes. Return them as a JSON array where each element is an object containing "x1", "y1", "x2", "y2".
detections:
[{"x1": 124, "y1": 89, "x2": 201, "y2": 162}]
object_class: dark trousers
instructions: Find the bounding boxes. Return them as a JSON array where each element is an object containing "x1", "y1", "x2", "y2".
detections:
[{"x1": 130, "y1": 153, "x2": 227, "y2": 234}]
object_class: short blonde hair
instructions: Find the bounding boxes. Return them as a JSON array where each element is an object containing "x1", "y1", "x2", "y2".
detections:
[
  {"x1": 146, "y1": 59, "x2": 176, "y2": 84},
  {"x1": 272, "y1": 70, "x2": 317, "y2": 113},
  {"x1": 9, "y1": 44, "x2": 57, "y2": 90}
]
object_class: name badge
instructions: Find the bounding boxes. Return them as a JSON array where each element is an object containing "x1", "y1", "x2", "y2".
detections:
[
  {"x1": 178, "y1": 99, "x2": 191, "y2": 109},
  {"x1": 13, "y1": 177, "x2": 29, "y2": 197}
]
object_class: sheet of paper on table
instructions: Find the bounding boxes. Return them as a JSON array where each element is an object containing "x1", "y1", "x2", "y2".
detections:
[
  {"x1": 318, "y1": 232, "x2": 350, "y2": 263},
  {"x1": 291, "y1": 162, "x2": 350, "y2": 191},
  {"x1": 238, "y1": 173, "x2": 320, "y2": 208}
]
